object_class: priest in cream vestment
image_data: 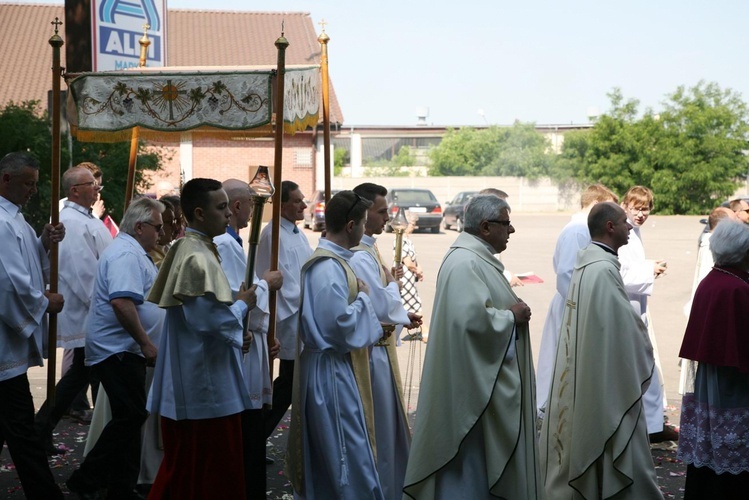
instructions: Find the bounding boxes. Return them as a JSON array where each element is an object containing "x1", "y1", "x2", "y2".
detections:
[
  {"x1": 404, "y1": 195, "x2": 540, "y2": 499},
  {"x1": 540, "y1": 202, "x2": 662, "y2": 499}
]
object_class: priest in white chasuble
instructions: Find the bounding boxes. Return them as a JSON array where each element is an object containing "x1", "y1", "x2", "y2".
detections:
[
  {"x1": 540, "y1": 202, "x2": 662, "y2": 499},
  {"x1": 403, "y1": 194, "x2": 540, "y2": 500}
]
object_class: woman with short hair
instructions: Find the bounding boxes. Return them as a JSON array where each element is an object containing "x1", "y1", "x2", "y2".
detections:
[{"x1": 679, "y1": 219, "x2": 749, "y2": 498}]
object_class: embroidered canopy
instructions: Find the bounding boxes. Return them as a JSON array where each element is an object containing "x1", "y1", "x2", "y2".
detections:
[{"x1": 66, "y1": 65, "x2": 320, "y2": 142}]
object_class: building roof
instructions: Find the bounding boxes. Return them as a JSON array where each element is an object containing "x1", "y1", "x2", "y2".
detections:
[{"x1": 0, "y1": 3, "x2": 343, "y2": 124}]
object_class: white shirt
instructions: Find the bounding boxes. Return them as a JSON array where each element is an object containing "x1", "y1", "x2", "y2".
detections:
[
  {"x1": 350, "y1": 234, "x2": 410, "y2": 326},
  {"x1": 618, "y1": 224, "x2": 655, "y2": 319},
  {"x1": 58, "y1": 200, "x2": 113, "y2": 349},
  {"x1": 215, "y1": 229, "x2": 272, "y2": 408},
  {"x1": 256, "y1": 217, "x2": 312, "y2": 360},
  {"x1": 0, "y1": 196, "x2": 49, "y2": 381},
  {"x1": 147, "y1": 228, "x2": 252, "y2": 420}
]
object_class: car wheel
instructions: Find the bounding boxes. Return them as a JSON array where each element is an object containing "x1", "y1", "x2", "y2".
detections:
[
  {"x1": 312, "y1": 223, "x2": 321, "y2": 232},
  {"x1": 442, "y1": 218, "x2": 451, "y2": 230},
  {"x1": 303, "y1": 218, "x2": 310, "y2": 229},
  {"x1": 431, "y1": 226, "x2": 440, "y2": 234},
  {"x1": 456, "y1": 217, "x2": 464, "y2": 233}
]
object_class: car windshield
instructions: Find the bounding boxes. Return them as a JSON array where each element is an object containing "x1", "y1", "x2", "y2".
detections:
[{"x1": 394, "y1": 190, "x2": 436, "y2": 204}]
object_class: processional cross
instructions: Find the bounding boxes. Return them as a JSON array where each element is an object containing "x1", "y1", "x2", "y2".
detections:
[{"x1": 51, "y1": 17, "x2": 62, "y2": 34}]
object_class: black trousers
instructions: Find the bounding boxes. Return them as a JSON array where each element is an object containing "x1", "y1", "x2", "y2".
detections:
[
  {"x1": 35, "y1": 346, "x2": 95, "y2": 442},
  {"x1": 0, "y1": 373, "x2": 63, "y2": 499},
  {"x1": 242, "y1": 409, "x2": 266, "y2": 499},
  {"x1": 264, "y1": 359, "x2": 294, "y2": 438},
  {"x1": 69, "y1": 352, "x2": 147, "y2": 494}
]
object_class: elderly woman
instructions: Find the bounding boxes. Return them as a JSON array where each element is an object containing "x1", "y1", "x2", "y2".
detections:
[{"x1": 678, "y1": 219, "x2": 749, "y2": 498}]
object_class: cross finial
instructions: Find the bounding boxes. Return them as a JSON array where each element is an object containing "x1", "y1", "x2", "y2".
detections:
[
  {"x1": 281, "y1": 20, "x2": 285, "y2": 36},
  {"x1": 318, "y1": 18, "x2": 327, "y2": 33},
  {"x1": 142, "y1": 23, "x2": 150, "y2": 36},
  {"x1": 51, "y1": 17, "x2": 62, "y2": 35}
]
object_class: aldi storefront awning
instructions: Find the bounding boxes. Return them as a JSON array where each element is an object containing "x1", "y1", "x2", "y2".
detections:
[{"x1": 66, "y1": 65, "x2": 320, "y2": 142}]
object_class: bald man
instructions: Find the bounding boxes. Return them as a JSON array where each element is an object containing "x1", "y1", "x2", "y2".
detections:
[
  {"x1": 36, "y1": 167, "x2": 112, "y2": 454},
  {"x1": 214, "y1": 178, "x2": 282, "y2": 499}
]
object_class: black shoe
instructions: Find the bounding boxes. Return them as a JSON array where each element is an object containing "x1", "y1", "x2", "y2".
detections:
[
  {"x1": 649, "y1": 424, "x2": 679, "y2": 443},
  {"x1": 68, "y1": 408, "x2": 93, "y2": 424},
  {"x1": 265, "y1": 456, "x2": 275, "y2": 465},
  {"x1": 66, "y1": 472, "x2": 100, "y2": 499}
]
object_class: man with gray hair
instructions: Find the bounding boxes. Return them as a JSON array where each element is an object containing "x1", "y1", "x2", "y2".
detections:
[
  {"x1": 404, "y1": 194, "x2": 540, "y2": 499},
  {"x1": 0, "y1": 151, "x2": 65, "y2": 499},
  {"x1": 67, "y1": 197, "x2": 166, "y2": 499},
  {"x1": 35, "y1": 166, "x2": 113, "y2": 454}
]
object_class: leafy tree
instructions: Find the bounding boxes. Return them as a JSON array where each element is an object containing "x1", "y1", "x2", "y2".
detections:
[
  {"x1": 429, "y1": 123, "x2": 553, "y2": 178},
  {"x1": 72, "y1": 140, "x2": 162, "y2": 223},
  {"x1": 557, "y1": 84, "x2": 749, "y2": 214},
  {"x1": 363, "y1": 145, "x2": 415, "y2": 177},
  {"x1": 0, "y1": 100, "x2": 163, "y2": 231},
  {"x1": 0, "y1": 101, "x2": 69, "y2": 231},
  {"x1": 485, "y1": 122, "x2": 553, "y2": 178},
  {"x1": 333, "y1": 147, "x2": 348, "y2": 176},
  {"x1": 653, "y1": 82, "x2": 749, "y2": 214}
]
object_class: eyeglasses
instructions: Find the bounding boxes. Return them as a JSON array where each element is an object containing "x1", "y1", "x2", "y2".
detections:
[
  {"x1": 627, "y1": 206, "x2": 650, "y2": 215},
  {"x1": 73, "y1": 181, "x2": 101, "y2": 190},
  {"x1": 486, "y1": 219, "x2": 512, "y2": 227},
  {"x1": 142, "y1": 221, "x2": 164, "y2": 232},
  {"x1": 345, "y1": 193, "x2": 364, "y2": 221}
]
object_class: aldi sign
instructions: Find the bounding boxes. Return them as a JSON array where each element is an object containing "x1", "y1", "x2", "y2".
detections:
[{"x1": 92, "y1": 0, "x2": 167, "y2": 71}]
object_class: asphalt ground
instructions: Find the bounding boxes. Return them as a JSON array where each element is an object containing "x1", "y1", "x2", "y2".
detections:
[{"x1": 2, "y1": 213, "x2": 699, "y2": 498}]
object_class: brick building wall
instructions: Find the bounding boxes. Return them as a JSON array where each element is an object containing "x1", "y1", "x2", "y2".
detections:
[{"x1": 143, "y1": 133, "x2": 318, "y2": 208}]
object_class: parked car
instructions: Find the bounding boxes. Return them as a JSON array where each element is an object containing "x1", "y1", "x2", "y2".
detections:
[
  {"x1": 385, "y1": 188, "x2": 442, "y2": 233},
  {"x1": 303, "y1": 189, "x2": 341, "y2": 231},
  {"x1": 442, "y1": 191, "x2": 478, "y2": 232}
]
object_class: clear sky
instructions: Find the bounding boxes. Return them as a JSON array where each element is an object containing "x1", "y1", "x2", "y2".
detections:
[{"x1": 21, "y1": 0, "x2": 749, "y2": 127}]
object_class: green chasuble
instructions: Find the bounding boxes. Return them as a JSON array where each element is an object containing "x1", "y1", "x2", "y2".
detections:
[
  {"x1": 539, "y1": 244, "x2": 661, "y2": 499},
  {"x1": 403, "y1": 232, "x2": 541, "y2": 499}
]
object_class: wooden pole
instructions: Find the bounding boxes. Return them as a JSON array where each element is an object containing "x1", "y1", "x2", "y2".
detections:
[
  {"x1": 318, "y1": 25, "x2": 332, "y2": 203},
  {"x1": 267, "y1": 33, "x2": 289, "y2": 379},
  {"x1": 124, "y1": 25, "x2": 150, "y2": 210},
  {"x1": 124, "y1": 128, "x2": 139, "y2": 210},
  {"x1": 47, "y1": 18, "x2": 64, "y2": 404}
]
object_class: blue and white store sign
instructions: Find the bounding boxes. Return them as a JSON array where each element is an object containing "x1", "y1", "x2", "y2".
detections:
[{"x1": 92, "y1": 0, "x2": 167, "y2": 71}]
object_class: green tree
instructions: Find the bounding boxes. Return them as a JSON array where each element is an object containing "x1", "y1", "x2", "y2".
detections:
[
  {"x1": 429, "y1": 127, "x2": 500, "y2": 176},
  {"x1": 72, "y1": 140, "x2": 162, "y2": 223},
  {"x1": 333, "y1": 147, "x2": 348, "y2": 176},
  {"x1": 0, "y1": 100, "x2": 163, "y2": 231},
  {"x1": 653, "y1": 82, "x2": 749, "y2": 214},
  {"x1": 485, "y1": 122, "x2": 553, "y2": 178},
  {"x1": 557, "y1": 84, "x2": 749, "y2": 214},
  {"x1": 0, "y1": 101, "x2": 69, "y2": 231},
  {"x1": 429, "y1": 124, "x2": 553, "y2": 178},
  {"x1": 363, "y1": 145, "x2": 415, "y2": 177}
]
